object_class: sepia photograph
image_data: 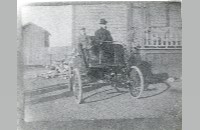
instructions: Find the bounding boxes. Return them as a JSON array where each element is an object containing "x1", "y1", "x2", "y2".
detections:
[{"x1": 17, "y1": 1, "x2": 182, "y2": 129}]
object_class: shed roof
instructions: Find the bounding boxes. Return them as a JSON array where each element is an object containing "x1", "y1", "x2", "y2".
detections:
[{"x1": 23, "y1": 22, "x2": 51, "y2": 35}]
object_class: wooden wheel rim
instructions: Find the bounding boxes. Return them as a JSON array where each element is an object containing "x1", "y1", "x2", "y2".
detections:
[
  {"x1": 73, "y1": 68, "x2": 83, "y2": 104},
  {"x1": 129, "y1": 66, "x2": 144, "y2": 99}
]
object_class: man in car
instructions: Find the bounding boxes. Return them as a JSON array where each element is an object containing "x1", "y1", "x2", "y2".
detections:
[
  {"x1": 95, "y1": 18, "x2": 113, "y2": 44},
  {"x1": 94, "y1": 18, "x2": 114, "y2": 63}
]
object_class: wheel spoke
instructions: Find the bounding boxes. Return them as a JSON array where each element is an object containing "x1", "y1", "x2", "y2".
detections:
[{"x1": 133, "y1": 87, "x2": 141, "y2": 91}]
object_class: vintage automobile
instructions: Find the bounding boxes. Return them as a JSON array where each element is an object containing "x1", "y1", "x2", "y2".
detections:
[{"x1": 69, "y1": 38, "x2": 144, "y2": 104}]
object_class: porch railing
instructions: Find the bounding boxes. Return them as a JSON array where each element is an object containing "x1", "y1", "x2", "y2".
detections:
[{"x1": 142, "y1": 27, "x2": 182, "y2": 49}]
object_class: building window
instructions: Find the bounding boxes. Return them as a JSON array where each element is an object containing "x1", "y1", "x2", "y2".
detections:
[{"x1": 140, "y1": 3, "x2": 182, "y2": 50}]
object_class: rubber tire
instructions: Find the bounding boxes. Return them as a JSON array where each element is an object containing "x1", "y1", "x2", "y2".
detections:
[
  {"x1": 72, "y1": 68, "x2": 83, "y2": 104},
  {"x1": 68, "y1": 67, "x2": 73, "y2": 91},
  {"x1": 129, "y1": 66, "x2": 144, "y2": 99}
]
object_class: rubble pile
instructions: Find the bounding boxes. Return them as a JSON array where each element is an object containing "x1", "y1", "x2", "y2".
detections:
[{"x1": 38, "y1": 60, "x2": 70, "y2": 79}]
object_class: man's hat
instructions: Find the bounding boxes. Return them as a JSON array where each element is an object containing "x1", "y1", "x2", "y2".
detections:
[{"x1": 99, "y1": 18, "x2": 107, "y2": 25}]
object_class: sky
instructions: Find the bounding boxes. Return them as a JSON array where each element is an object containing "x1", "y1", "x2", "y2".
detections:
[{"x1": 21, "y1": 6, "x2": 72, "y2": 47}]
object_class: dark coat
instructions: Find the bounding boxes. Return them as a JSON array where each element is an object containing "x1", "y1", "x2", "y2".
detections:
[
  {"x1": 94, "y1": 27, "x2": 113, "y2": 44},
  {"x1": 92, "y1": 27, "x2": 114, "y2": 63}
]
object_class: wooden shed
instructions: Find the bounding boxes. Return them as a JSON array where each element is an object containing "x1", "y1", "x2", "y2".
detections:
[{"x1": 22, "y1": 23, "x2": 51, "y2": 66}]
